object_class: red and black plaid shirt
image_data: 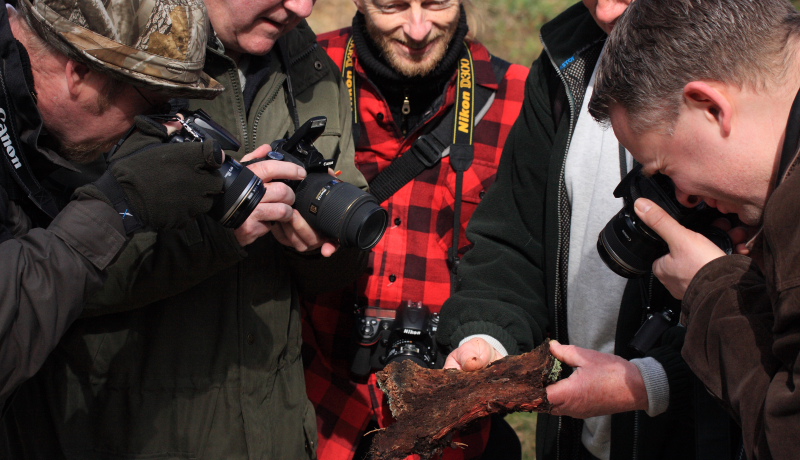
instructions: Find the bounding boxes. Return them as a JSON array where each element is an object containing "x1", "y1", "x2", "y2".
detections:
[{"x1": 303, "y1": 27, "x2": 529, "y2": 460}]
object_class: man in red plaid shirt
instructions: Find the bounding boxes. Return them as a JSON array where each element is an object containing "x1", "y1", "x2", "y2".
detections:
[{"x1": 303, "y1": 0, "x2": 529, "y2": 458}]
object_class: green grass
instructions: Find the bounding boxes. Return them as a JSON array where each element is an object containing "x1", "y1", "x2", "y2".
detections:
[{"x1": 506, "y1": 412, "x2": 538, "y2": 460}]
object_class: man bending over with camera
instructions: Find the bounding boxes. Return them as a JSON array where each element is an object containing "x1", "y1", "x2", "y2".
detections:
[
  {"x1": 589, "y1": 0, "x2": 800, "y2": 458},
  {"x1": 0, "y1": 0, "x2": 223, "y2": 407}
]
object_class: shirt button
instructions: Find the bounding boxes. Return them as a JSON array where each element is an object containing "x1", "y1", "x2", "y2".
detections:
[
  {"x1": 394, "y1": 217, "x2": 402, "y2": 226},
  {"x1": 246, "y1": 333, "x2": 255, "y2": 344},
  {"x1": 314, "y1": 60, "x2": 323, "y2": 71},
  {"x1": 389, "y1": 274, "x2": 397, "y2": 283},
  {"x1": 377, "y1": 113, "x2": 384, "y2": 121},
  {"x1": 479, "y1": 190, "x2": 486, "y2": 199}
]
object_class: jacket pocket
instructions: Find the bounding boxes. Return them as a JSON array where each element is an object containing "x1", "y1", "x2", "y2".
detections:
[{"x1": 436, "y1": 159, "x2": 498, "y2": 255}]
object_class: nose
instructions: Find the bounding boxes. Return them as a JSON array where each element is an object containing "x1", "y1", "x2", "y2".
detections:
[
  {"x1": 675, "y1": 189, "x2": 701, "y2": 208},
  {"x1": 284, "y1": 0, "x2": 314, "y2": 19},
  {"x1": 402, "y1": 4, "x2": 433, "y2": 42}
]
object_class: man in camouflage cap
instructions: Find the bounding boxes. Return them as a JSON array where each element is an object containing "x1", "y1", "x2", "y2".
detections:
[
  {"x1": 0, "y1": 0, "x2": 225, "y2": 412},
  {"x1": 0, "y1": 0, "x2": 370, "y2": 458}
]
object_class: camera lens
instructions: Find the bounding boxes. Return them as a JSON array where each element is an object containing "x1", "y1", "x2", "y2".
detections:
[
  {"x1": 294, "y1": 173, "x2": 388, "y2": 250},
  {"x1": 384, "y1": 342, "x2": 430, "y2": 368},
  {"x1": 208, "y1": 156, "x2": 265, "y2": 228},
  {"x1": 596, "y1": 209, "x2": 667, "y2": 278}
]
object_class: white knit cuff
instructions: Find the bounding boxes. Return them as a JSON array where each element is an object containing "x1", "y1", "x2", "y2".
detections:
[
  {"x1": 458, "y1": 334, "x2": 509, "y2": 357},
  {"x1": 631, "y1": 357, "x2": 669, "y2": 416}
]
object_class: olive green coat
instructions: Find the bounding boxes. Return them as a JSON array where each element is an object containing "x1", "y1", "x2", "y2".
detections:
[{"x1": 1, "y1": 21, "x2": 366, "y2": 460}]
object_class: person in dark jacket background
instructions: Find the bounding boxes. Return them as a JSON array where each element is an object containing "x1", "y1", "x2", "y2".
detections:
[
  {"x1": 302, "y1": 1, "x2": 529, "y2": 459},
  {"x1": 438, "y1": 1, "x2": 742, "y2": 459},
  {"x1": 590, "y1": 0, "x2": 800, "y2": 458},
  {"x1": 0, "y1": 0, "x2": 223, "y2": 406}
]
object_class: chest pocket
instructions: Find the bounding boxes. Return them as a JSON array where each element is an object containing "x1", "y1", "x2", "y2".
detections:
[{"x1": 436, "y1": 158, "x2": 498, "y2": 255}]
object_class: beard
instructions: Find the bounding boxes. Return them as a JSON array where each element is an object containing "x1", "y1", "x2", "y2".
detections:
[
  {"x1": 365, "y1": 12, "x2": 460, "y2": 78},
  {"x1": 57, "y1": 138, "x2": 117, "y2": 164}
]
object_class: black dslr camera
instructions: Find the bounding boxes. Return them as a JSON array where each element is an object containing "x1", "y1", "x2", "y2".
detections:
[
  {"x1": 267, "y1": 116, "x2": 388, "y2": 250},
  {"x1": 351, "y1": 301, "x2": 441, "y2": 377},
  {"x1": 597, "y1": 163, "x2": 733, "y2": 279},
  {"x1": 166, "y1": 110, "x2": 388, "y2": 249}
]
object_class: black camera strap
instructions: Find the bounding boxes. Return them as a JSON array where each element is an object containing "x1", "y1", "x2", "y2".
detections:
[
  {"x1": 342, "y1": 38, "x2": 508, "y2": 284},
  {"x1": 777, "y1": 88, "x2": 800, "y2": 188},
  {"x1": 0, "y1": 27, "x2": 59, "y2": 220}
]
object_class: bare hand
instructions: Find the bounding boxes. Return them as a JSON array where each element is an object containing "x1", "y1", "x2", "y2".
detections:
[
  {"x1": 634, "y1": 198, "x2": 726, "y2": 299},
  {"x1": 546, "y1": 341, "x2": 648, "y2": 419},
  {"x1": 271, "y1": 209, "x2": 339, "y2": 256},
  {"x1": 712, "y1": 216, "x2": 758, "y2": 256},
  {"x1": 443, "y1": 337, "x2": 504, "y2": 371}
]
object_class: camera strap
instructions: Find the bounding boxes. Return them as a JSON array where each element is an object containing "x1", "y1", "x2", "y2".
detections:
[
  {"x1": 777, "y1": 88, "x2": 800, "y2": 188},
  {"x1": 0, "y1": 25, "x2": 59, "y2": 220}
]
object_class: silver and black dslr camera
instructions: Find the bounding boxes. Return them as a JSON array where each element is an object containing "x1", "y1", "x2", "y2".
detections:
[{"x1": 351, "y1": 301, "x2": 441, "y2": 377}]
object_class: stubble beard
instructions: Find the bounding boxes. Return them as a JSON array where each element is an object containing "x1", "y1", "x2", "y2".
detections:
[{"x1": 365, "y1": 15, "x2": 459, "y2": 78}]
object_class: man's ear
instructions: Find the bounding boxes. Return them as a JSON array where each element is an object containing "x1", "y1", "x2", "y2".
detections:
[
  {"x1": 64, "y1": 59, "x2": 92, "y2": 98},
  {"x1": 352, "y1": 0, "x2": 366, "y2": 14},
  {"x1": 683, "y1": 81, "x2": 733, "y2": 137}
]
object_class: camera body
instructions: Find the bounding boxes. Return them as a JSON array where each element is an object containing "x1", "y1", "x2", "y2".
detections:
[
  {"x1": 351, "y1": 301, "x2": 440, "y2": 377},
  {"x1": 597, "y1": 164, "x2": 733, "y2": 278}
]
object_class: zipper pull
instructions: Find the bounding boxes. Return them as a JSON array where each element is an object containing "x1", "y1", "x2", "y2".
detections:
[{"x1": 401, "y1": 89, "x2": 411, "y2": 136}]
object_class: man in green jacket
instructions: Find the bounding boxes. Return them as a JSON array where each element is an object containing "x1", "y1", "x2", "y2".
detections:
[{"x1": 1, "y1": 0, "x2": 368, "y2": 458}]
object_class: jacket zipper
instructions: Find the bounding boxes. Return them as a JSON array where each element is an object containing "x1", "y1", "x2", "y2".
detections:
[
  {"x1": 252, "y1": 73, "x2": 287, "y2": 141},
  {"x1": 542, "y1": 32, "x2": 578, "y2": 460},
  {"x1": 252, "y1": 42, "x2": 318, "y2": 140}
]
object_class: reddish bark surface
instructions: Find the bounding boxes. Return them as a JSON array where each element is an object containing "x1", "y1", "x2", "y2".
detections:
[{"x1": 369, "y1": 340, "x2": 560, "y2": 460}]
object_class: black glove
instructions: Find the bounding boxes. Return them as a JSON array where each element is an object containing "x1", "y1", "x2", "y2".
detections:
[{"x1": 76, "y1": 115, "x2": 224, "y2": 233}]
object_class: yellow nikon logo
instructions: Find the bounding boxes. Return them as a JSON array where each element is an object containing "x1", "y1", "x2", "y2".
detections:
[{"x1": 457, "y1": 58, "x2": 473, "y2": 135}]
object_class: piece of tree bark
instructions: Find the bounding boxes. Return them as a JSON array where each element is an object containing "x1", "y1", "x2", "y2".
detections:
[{"x1": 369, "y1": 340, "x2": 561, "y2": 460}]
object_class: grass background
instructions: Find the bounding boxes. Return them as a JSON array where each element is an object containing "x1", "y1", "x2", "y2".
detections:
[{"x1": 306, "y1": 1, "x2": 800, "y2": 458}]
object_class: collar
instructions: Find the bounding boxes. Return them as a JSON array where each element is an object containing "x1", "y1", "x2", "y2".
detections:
[{"x1": 540, "y1": 2, "x2": 606, "y2": 71}]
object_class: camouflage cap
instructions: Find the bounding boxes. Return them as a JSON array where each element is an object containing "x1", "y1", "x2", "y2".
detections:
[{"x1": 18, "y1": 0, "x2": 223, "y2": 99}]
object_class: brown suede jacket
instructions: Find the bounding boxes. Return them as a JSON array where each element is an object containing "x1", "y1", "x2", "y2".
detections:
[{"x1": 682, "y1": 151, "x2": 800, "y2": 460}]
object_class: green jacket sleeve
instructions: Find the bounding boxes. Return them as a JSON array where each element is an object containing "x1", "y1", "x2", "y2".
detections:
[{"x1": 83, "y1": 215, "x2": 247, "y2": 316}]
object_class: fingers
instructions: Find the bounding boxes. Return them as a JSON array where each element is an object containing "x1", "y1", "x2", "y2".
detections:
[
  {"x1": 549, "y1": 340, "x2": 585, "y2": 368},
  {"x1": 271, "y1": 210, "x2": 329, "y2": 252},
  {"x1": 443, "y1": 338, "x2": 501, "y2": 372},
  {"x1": 443, "y1": 353, "x2": 464, "y2": 371},
  {"x1": 243, "y1": 146, "x2": 306, "y2": 182},
  {"x1": 240, "y1": 144, "x2": 271, "y2": 162},
  {"x1": 320, "y1": 242, "x2": 339, "y2": 257},
  {"x1": 634, "y1": 198, "x2": 687, "y2": 247}
]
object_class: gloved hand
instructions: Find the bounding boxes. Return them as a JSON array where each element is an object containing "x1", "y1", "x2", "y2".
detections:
[{"x1": 75, "y1": 115, "x2": 224, "y2": 233}]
